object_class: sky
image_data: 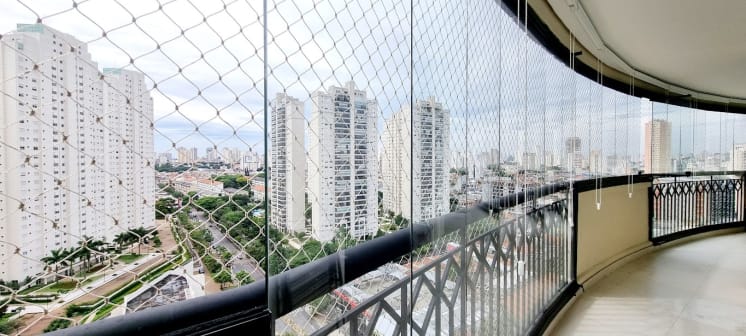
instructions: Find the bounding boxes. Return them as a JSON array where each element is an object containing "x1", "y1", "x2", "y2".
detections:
[{"x1": 1, "y1": 0, "x2": 744, "y2": 161}]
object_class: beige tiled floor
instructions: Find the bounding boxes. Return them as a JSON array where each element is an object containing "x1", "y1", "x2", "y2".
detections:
[{"x1": 551, "y1": 232, "x2": 746, "y2": 336}]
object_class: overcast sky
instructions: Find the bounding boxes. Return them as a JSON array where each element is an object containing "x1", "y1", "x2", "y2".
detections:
[{"x1": 1, "y1": 0, "x2": 743, "y2": 161}]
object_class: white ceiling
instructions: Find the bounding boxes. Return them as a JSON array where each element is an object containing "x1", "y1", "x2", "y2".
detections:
[{"x1": 547, "y1": 0, "x2": 746, "y2": 101}]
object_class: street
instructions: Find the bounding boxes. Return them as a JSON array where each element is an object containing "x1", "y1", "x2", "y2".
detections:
[{"x1": 190, "y1": 210, "x2": 265, "y2": 282}]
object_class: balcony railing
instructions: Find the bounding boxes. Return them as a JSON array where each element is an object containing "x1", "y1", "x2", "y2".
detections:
[
  {"x1": 650, "y1": 172, "x2": 746, "y2": 244},
  {"x1": 52, "y1": 172, "x2": 746, "y2": 336},
  {"x1": 52, "y1": 182, "x2": 573, "y2": 335},
  {"x1": 3, "y1": 0, "x2": 746, "y2": 334}
]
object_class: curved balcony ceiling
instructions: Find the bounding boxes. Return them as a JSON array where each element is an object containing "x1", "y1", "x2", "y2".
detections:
[{"x1": 544, "y1": 0, "x2": 746, "y2": 105}]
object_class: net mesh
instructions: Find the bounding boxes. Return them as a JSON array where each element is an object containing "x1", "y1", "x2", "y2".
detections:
[{"x1": 0, "y1": 0, "x2": 744, "y2": 335}]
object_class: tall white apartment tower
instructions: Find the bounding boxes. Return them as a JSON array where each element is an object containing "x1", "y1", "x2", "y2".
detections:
[
  {"x1": 270, "y1": 93, "x2": 305, "y2": 233},
  {"x1": 0, "y1": 24, "x2": 154, "y2": 282},
  {"x1": 382, "y1": 97, "x2": 449, "y2": 222},
  {"x1": 644, "y1": 119, "x2": 672, "y2": 174},
  {"x1": 308, "y1": 82, "x2": 378, "y2": 242},
  {"x1": 102, "y1": 68, "x2": 155, "y2": 239}
]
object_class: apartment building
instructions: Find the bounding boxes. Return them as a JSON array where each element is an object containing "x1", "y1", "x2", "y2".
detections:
[
  {"x1": 381, "y1": 97, "x2": 450, "y2": 223},
  {"x1": 269, "y1": 93, "x2": 305, "y2": 233},
  {"x1": 308, "y1": 82, "x2": 378, "y2": 241},
  {"x1": 0, "y1": 24, "x2": 154, "y2": 281}
]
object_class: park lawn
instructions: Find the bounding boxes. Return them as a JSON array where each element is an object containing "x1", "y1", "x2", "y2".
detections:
[
  {"x1": 18, "y1": 283, "x2": 46, "y2": 295},
  {"x1": 46, "y1": 280, "x2": 80, "y2": 292},
  {"x1": 116, "y1": 254, "x2": 143, "y2": 264}
]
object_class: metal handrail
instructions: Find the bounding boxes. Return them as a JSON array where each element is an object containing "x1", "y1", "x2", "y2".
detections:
[{"x1": 52, "y1": 182, "x2": 569, "y2": 335}]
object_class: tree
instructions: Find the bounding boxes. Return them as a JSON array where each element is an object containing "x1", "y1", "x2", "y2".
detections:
[
  {"x1": 75, "y1": 236, "x2": 106, "y2": 271},
  {"x1": 393, "y1": 214, "x2": 409, "y2": 229},
  {"x1": 155, "y1": 198, "x2": 176, "y2": 219},
  {"x1": 113, "y1": 232, "x2": 133, "y2": 251},
  {"x1": 450, "y1": 197, "x2": 460, "y2": 212},
  {"x1": 152, "y1": 236, "x2": 162, "y2": 248},
  {"x1": 213, "y1": 270, "x2": 233, "y2": 289},
  {"x1": 41, "y1": 248, "x2": 70, "y2": 280},
  {"x1": 195, "y1": 196, "x2": 226, "y2": 213},
  {"x1": 235, "y1": 270, "x2": 254, "y2": 285}
]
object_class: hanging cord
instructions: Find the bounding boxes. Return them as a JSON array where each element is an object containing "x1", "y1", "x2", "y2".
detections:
[
  {"x1": 627, "y1": 72, "x2": 635, "y2": 198},
  {"x1": 594, "y1": 56, "x2": 603, "y2": 210},
  {"x1": 719, "y1": 106, "x2": 723, "y2": 170}
]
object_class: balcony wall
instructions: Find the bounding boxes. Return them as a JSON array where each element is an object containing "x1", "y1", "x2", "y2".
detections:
[{"x1": 576, "y1": 181, "x2": 651, "y2": 284}]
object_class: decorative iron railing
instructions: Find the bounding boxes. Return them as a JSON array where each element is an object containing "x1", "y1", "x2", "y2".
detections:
[
  {"x1": 650, "y1": 172, "x2": 746, "y2": 244},
  {"x1": 50, "y1": 183, "x2": 573, "y2": 336},
  {"x1": 314, "y1": 197, "x2": 571, "y2": 336}
]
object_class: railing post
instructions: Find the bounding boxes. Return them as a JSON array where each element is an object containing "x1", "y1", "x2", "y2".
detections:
[
  {"x1": 739, "y1": 172, "x2": 746, "y2": 229},
  {"x1": 648, "y1": 185, "x2": 654, "y2": 243}
]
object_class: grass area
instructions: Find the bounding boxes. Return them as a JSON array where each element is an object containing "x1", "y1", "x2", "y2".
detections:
[
  {"x1": 117, "y1": 254, "x2": 143, "y2": 264},
  {"x1": 43, "y1": 318, "x2": 71, "y2": 332},
  {"x1": 0, "y1": 314, "x2": 20, "y2": 335},
  {"x1": 18, "y1": 283, "x2": 46, "y2": 295},
  {"x1": 46, "y1": 280, "x2": 80, "y2": 292},
  {"x1": 74, "y1": 264, "x2": 106, "y2": 277}
]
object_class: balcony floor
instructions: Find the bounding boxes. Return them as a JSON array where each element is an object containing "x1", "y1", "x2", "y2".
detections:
[{"x1": 551, "y1": 232, "x2": 746, "y2": 336}]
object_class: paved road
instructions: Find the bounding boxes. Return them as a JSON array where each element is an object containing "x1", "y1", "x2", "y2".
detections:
[{"x1": 191, "y1": 210, "x2": 265, "y2": 282}]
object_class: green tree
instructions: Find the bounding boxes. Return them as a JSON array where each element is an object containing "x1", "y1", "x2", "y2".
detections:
[
  {"x1": 213, "y1": 270, "x2": 233, "y2": 289},
  {"x1": 41, "y1": 248, "x2": 70, "y2": 280},
  {"x1": 155, "y1": 198, "x2": 176, "y2": 219},
  {"x1": 195, "y1": 196, "x2": 226, "y2": 212},
  {"x1": 235, "y1": 270, "x2": 254, "y2": 285},
  {"x1": 152, "y1": 236, "x2": 162, "y2": 248}
]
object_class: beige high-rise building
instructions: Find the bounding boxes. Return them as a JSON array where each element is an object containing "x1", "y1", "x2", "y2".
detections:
[{"x1": 644, "y1": 119, "x2": 672, "y2": 173}]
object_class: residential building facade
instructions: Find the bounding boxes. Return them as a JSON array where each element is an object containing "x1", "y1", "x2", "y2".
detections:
[
  {"x1": 308, "y1": 82, "x2": 378, "y2": 241},
  {"x1": 644, "y1": 119, "x2": 672, "y2": 174},
  {"x1": 0, "y1": 24, "x2": 154, "y2": 281},
  {"x1": 381, "y1": 97, "x2": 450, "y2": 223},
  {"x1": 270, "y1": 93, "x2": 305, "y2": 233}
]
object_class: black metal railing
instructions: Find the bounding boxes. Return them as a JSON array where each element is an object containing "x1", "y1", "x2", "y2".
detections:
[
  {"x1": 315, "y1": 198, "x2": 572, "y2": 336},
  {"x1": 52, "y1": 183, "x2": 571, "y2": 336},
  {"x1": 53, "y1": 173, "x2": 746, "y2": 336},
  {"x1": 650, "y1": 172, "x2": 746, "y2": 244}
]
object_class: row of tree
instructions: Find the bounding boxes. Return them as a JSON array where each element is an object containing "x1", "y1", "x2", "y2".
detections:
[
  {"x1": 40, "y1": 236, "x2": 106, "y2": 279},
  {"x1": 40, "y1": 227, "x2": 156, "y2": 280}
]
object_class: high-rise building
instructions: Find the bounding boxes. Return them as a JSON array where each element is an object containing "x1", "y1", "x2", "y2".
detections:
[
  {"x1": 522, "y1": 152, "x2": 538, "y2": 171},
  {"x1": 308, "y1": 82, "x2": 378, "y2": 241},
  {"x1": 565, "y1": 137, "x2": 582, "y2": 172},
  {"x1": 0, "y1": 24, "x2": 154, "y2": 281},
  {"x1": 589, "y1": 150, "x2": 602, "y2": 174},
  {"x1": 382, "y1": 97, "x2": 449, "y2": 223},
  {"x1": 102, "y1": 68, "x2": 155, "y2": 244},
  {"x1": 644, "y1": 119, "x2": 672, "y2": 173},
  {"x1": 270, "y1": 93, "x2": 305, "y2": 233},
  {"x1": 205, "y1": 147, "x2": 218, "y2": 162},
  {"x1": 177, "y1": 147, "x2": 196, "y2": 164},
  {"x1": 221, "y1": 147, "x2": 241, "y2": 164},
  {"x1": 731, "y1": 144, "x2": 746, "y2": 170}
]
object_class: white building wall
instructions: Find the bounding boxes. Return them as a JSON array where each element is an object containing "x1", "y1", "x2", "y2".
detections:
[
  {"x1": 382, "y1": 98, "x2": 449, "y2": 223},
  {"x1": 0, "y1": 24, "x2": 153, "y2": 281},
  {"x1": 309, "y1": 82, "x2": 378, "y2": 242},
  {"x1": 270, "y1": 93, "x2": 305, "y2": 233}
]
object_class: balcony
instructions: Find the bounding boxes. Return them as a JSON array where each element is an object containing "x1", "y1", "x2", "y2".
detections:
[
  {"x1": 1, "y1": 0, "x2": 746, "y2": 335},
  {"x1": 44, "y1": 172, "x2": 745, "y2": 335}
]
